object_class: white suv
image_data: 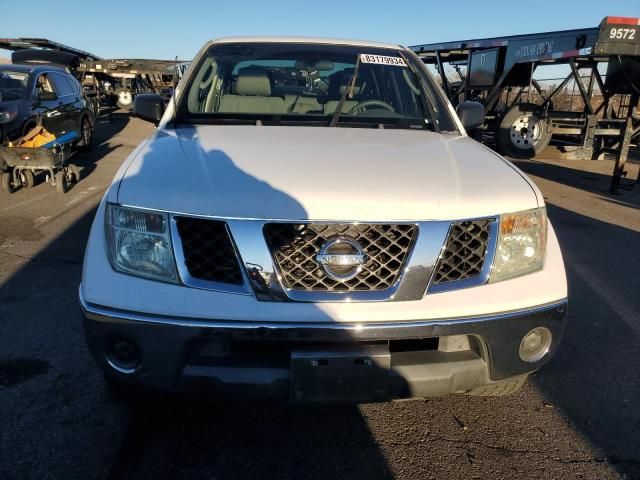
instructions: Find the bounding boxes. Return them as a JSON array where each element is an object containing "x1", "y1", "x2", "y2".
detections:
[{"x1": 80, "y1": 37, "x2": 567, "y2": 403}]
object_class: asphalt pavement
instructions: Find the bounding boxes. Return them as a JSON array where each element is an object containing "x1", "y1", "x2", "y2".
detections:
[{"x1": 0, "y1": 113, "x2": 639, "y2": 479}]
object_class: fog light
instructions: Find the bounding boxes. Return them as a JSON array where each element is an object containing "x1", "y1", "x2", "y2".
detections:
[
  {"x1": 106, "y1": 337, "x2": 141, "y2": 373},
  {"x1": 519, "y1": 327, "x2": 552, "y2": 363}
]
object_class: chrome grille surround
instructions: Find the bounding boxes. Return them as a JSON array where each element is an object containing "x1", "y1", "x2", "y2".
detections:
[
  {"x1": 171, "y1": 216, "x2": 249, "y2": 295},
  {"x1": 263, "y1": 223, "x2": 418, "y2": 293},
  {"x1": 428, "y1": 218, "x2": 498, "y2": 294}
]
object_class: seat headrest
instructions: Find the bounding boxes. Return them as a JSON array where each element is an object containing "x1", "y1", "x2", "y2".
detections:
[
  {"x1": 337, "y1": 70, "x2": 362, "y2": 96},
  {"x1": 339, "y1": 84, "x2": 362, "y2": 96},
  {"x1": 236, "y1": 69, "x2": 271, "y2": 96}
]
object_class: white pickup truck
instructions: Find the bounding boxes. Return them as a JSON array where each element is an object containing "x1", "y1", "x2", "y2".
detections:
[{"x1": 80, "y1": 37, "x2": 567, "y2": 403}]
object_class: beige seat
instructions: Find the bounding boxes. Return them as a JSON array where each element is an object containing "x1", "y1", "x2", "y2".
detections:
[{"x1": 218, "y1": 70, "x2": 286, "y2": 114}]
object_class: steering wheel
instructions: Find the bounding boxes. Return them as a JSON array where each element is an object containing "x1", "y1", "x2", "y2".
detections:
[{"x1": 348, "y1": 99, "x2": 395, "y2": 115}]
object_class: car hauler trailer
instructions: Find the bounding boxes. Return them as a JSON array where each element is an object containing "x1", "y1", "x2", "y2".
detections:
[
  {"x1": 0, "y1": 38, "x2": 187, "y2": 114},
  {"x1": 0, "y1": 37, "x2": 108, "y2": 116},
  {"x1": 410, "y1": 16, "x2": 640, "y2": 193},
  {"x1": 76, "y1": 59, "x2": 188, "y2": 109}
]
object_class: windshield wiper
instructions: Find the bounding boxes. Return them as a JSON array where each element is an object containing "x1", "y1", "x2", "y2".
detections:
[
  {"x1": 329, "y1": 55, "x2": 362, "y2": 127},
  {"x1": 397, "y1": 50, "x2": 440, "y2": 133}
]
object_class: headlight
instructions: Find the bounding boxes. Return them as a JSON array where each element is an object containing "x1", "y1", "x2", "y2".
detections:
[
  {"x1": 490, "y1": 207, "x2": 547, "y2": 283},
  {"x1": 105, "y1": 204, "x2": 178, "y2": 283},
  {"x1": 0, "y1": 109, "x2": 18, "y2": 124}
]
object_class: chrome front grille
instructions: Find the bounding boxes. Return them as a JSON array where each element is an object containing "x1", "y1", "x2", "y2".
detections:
[
  {"x1": 263, "y1": 223, "x2": 417, "y2": 292},
  {"x1": 432, "y1": 219, "x2": 493, "y2": 284}
]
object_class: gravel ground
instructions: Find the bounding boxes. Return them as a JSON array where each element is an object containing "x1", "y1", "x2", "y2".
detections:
[{"x1": 0, "y1": 113, "x2": 638, "y2": 479}]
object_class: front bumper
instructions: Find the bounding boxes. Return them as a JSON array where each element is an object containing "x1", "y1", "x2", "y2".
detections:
[{"x1": 81, "y1": 293, "x2": 568, "y2": 402}]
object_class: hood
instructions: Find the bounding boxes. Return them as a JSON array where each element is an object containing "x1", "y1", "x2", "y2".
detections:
[{"x1": 115, "y1": 125, "x2": 539, "y2": 221}]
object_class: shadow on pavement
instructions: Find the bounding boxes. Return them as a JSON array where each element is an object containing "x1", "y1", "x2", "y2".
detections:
[
  {"x1": 534, "y1": 203, "x2": 640, "y2": 477},
  {"x1": 515, "y1": 158, "x2": 640, "y2": 200},
  {"x1": 108, "y1": 399, "x2": 392, "y2": 480},
  {"x1": 74, "y1": 111, "x2": 130, "y2": 182},
  {"x1": 0, "y1": 129, "x2": 396, "y2": 480}
]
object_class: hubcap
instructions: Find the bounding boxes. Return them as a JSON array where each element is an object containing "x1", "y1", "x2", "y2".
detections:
[
  {"x1": 510, "y1": 115, "x2": 542, "y2": 149},
  {"x1": 118, "y1": 90, "x2": 133, "y2": 106}
]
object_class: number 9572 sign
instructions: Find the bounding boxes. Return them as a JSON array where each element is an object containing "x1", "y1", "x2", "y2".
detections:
[{"x1": 609, "y1": 28, "x2": 636, "y2": 40}]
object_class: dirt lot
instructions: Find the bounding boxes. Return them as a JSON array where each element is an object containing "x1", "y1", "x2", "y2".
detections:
[{"x1": 0, "y1": 113, "x2": 639, "y2": 479}]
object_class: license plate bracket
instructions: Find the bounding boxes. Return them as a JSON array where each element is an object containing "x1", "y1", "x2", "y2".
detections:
[{"x1": 290, "y1": 344, "x2": 390, "y2": 403}]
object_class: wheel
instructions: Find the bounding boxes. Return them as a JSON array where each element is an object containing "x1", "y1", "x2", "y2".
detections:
[
  {"x1": 465, "y1": 375, "x2": 528, "y2": 397},
  {"x1": 1, "y1": 172, "x2": 15, "y2": 193},
  {"x1": 67, "y1": 164, "x2": 81, "y2": 183},
  {"x1": 55, "y1": 171, "x2": 68, "y2": 193},
  {"x1": 497, "y1": 103, "x2": 551, "y2": 159},
  {"x1": 20, "y1": 170, "x2": 35, "y2": 188},
  {"x1": 77, "y1": 116, "x2": 93, "y2": 151},
  {"x1": 116, "y1": 89, "x2": 134, "y2": 109}
]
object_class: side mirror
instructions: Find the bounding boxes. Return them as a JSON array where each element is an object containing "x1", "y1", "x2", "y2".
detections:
[
  {"x1": 134, "y1": 93, "x2": 165, "y2": 125},
  {"x1": 456, "y1": 101, "x2": 485, "y2": 131},
  {"x1": 38, "y1": 91, "x2": 58, "y2": 102}
]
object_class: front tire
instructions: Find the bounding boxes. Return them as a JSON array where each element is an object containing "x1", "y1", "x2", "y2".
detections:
[
  {"x1": 1, "y1": 172, "x2": 15, "y2": 193},
  {"x1": 77, "y1": 116, "x2": 93, "y2": 151},
  {"x1": 465, "y1": 375, "x2": 529, "y2": 397},
  {"x1": 21, "y1": 170, "x2": 35, "y2": 188},
  {"x1": 55, "y1": 171, "x2": 68, "y2": 193},
  {"x1": 497, "y1": 103, "x2": 551, "y2": 159},
  {"x1": 67, "y1": 164, "x2": 81, "y2": 183}
]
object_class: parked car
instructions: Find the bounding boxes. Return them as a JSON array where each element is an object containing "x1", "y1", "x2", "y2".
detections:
[
  {"x1": 81, "y1": 37, "x2": 567, "y2": 403},
  {"x1": 0, "y1": 64, "x2": 94, "y2": 148}
]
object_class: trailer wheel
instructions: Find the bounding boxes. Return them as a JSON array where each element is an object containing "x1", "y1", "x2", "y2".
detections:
[
  {"x1": 21, "y1": 170, "x2": 35, "y2": 188},
  {"x1": 497, "y1": 103, "x2": 551, "y2": 159},
  {"x1": 55, "y1": 171, "x2": 68, "y2": 194},
  {"x1": 116, "y1": 89, "x2": 134, "y2": 109},
  {"x1": 67, "y1": 164, "x2": 81, "y2": 183},
  {"x1": 1, "y1": 172, "x2": 15, "y2": 193}
]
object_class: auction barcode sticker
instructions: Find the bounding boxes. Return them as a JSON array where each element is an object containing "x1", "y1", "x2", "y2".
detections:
[{"x1": 360, "y1": 54, "x2": 407, "y2": 67}]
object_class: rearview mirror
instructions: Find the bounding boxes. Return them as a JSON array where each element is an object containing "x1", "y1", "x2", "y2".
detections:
[
  {"x1": 456, "y1": 101, "x2": 485, "y2": 131},
  {"x1": 38, "y1": 91, "x2": 58, "y2": 102},
  {"x1": 134, "y1": 93, "x2": 165, "y2": 125}
]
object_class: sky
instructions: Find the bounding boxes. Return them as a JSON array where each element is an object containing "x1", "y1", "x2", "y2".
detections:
[{"x1": 1, "y1": 0, "x2": 639, "y2": 61}]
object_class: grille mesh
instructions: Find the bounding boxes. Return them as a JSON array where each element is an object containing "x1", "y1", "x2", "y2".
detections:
[
  {"x1": 175, "y1": 217, "x2": 243, "y2": 285},
  {"x1": 263, "y1": 223, "x2": 417, "y2": 292},
  {"x1": 432, "y1": 219, "x2": 492, "y2": 284}
]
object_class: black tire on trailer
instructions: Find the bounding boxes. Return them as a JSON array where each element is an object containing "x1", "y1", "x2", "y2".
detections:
[
  {"x1": 68, "y1": 164, "x2": 81, "y2": 183},
  {"x1": 77, "y1": 116, "x2": 93, "y2": 151},
  {"x1": 2, "y1": 172, "x2": 15, "y2": 193},
  {"x1": 116, "y1": 89, "x2": 134, "y2": 110},
  {"x1": 55, "y1": 171, "x2": 68, "y2": 193},
  {"x1": 497, "y1": 103, "x2": 551, "y2": 159},
  {"x1": 465, "y1": 374, "x2": 529, "y2": 397},
  {"x1": 21, "y1": 170, "x2": 35, "y2": 188}
]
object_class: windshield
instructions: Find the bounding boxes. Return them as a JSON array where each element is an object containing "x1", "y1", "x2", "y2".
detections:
[
  {"x1": 0, "y1": 70, "x2": 29, "y2": 102},
  {"x1": 182, "y1": 43, "x2": 456, "y2": 131}
]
